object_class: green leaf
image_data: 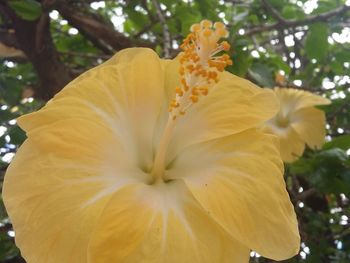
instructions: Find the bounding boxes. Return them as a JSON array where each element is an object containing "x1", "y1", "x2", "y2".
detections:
[
  {"x1": 248, "y1": 63, "x2": 274, "y2": 87},
  {"x1": 334, "y1": 50, "x2": 350, "y2": 64},
  {"x1": 0, "y1": 109, "x2": 16, "y2": 123},
  {"x1": 281, "y1": 4, "x2": 305, "y2": 19},
  {"x1": 8, "y1": 0, "x2": 42, "y2": 21},
  {"x1": 323, "y1": 135, "x2": 350, "y2": 151},
  {"x1": 7, "y1": 125, "x2": 26, "y2": 145},
  {"x1": 330, "y1": 60, "x2": 343, "y2": 74},
  {"x1": 230, "y1": 45, "x2": 250, "y2": 77},
  {"x1": 125, "y1": 9, "x2": 148, "y2": 31},
  {"x1": 194, "y1": 0, "x2": 217, "y2": 19},
  {"x1": 176, "y1": 5, "x2": 201, "y2": 35},
  {"x1": 282, "y1": 6, "x2": 297, "y2": 19},
  {"x1": 270, "y1": 54, "x2": 291, "y2": 74},
  {"x1": 316, "y1": 148, "x2": 348, "y2": 163},
  {"x1": 305, "y1": 23, "x2": 329, "y2": 61}
]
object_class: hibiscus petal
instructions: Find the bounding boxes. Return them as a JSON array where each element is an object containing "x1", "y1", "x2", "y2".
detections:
[
  {"x1": 3, "y1": 136, "x2": 147, "y2": 263},
  {"x1": 262, "y1": 124, "x2": 305, "y2": 163},
  {"x1": 3, "y1": 49, "x2": 166, "y2": 262},
  {"x1": 279, "y1": 128, "x2": 305, "y2": 162},
  {"x1": 291, "y1": 107, "x2": 326, "y2": 149},
  {"x1": 18, "y1": 48, "x2": 164, "y2": 169},
  {"x1": 167, "y1": 129, "x2": 300, "y2": 260},
  {"x1": 88, "y1": 181, "x2": 250, "y2": 263},
  {"x1": 275, "y1": 87, "x2": 330, "y2": 113},
  {"x1": 163, "y1": 62, "x2": 279, "y2": 161}
]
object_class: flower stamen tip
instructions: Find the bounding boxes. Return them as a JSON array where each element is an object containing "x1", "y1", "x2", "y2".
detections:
[{"x1": 169, "y1": 20, "x2": 232, "y2": 118}]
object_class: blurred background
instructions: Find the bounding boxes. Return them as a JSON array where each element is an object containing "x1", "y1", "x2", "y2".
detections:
[{"x1": 0, "y1": 0, "x2": 349, "y2": 262}]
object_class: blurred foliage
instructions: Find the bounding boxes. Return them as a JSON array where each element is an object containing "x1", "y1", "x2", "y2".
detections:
[{"x1": 0, "y1": 0, "x2": 350, "y2": 262}]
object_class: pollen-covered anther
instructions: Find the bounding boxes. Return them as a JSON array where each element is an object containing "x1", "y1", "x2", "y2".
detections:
[
  {"x1": 179, "y1": 67, "x2": 185, "y2": 75},
  {"x1": 190, "y1": 95, "x2": 198, "y2": 103},
  {"x1": 221, "y1": 41, "x2": 231, "y2": 51},
  {"x1": 214, "y1": 21, "x2": 225, "y2": 29},
  {"x1": 175, "y1": 87, "x2": 184, "y2": 96},
  {"x1": 190, "y1": 23, "x2": 201, "y2": 32},
  {"x1": 186, "y1": 65, "x2": 194, "y2": 73},
  {"x1": 170, "y1": 99, "x2": 180, "y2": 109},
  {"x1": 200, "y1": 19, "x2": 213, "y2": 28},
  {"x1": 191, "y1": 88, "x2": 199, "y2": 96},
  {"x1": 200, "y1": 87, "x2": 209, "y2": 96},
  {"x1": 215, "y1": 27, "x2": 229, "y2": 38},
  {"x1": 202, "y1": 29, "x2": 212, "y2": 37},
  {"x1": 170, "y1": 20, "x2": 232, "y2": 119}
]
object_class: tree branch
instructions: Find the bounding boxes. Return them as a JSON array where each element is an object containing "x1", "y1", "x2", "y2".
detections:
[
  {"x1": 152, "y1": 0, "x2": 171, "y2": 58},
  {"x1": 296, "y1": 188, "x2": 317, "y2": 200},
  {"x1": 59, "y1": 50, "x2": 111, "y2": 60},
  {"x1": 245, "y1": 4, "x2": 350, "y2": 36},
  {"x1": 261, "y1": 0, "x2": 286, "y2": 24},
  {"x1": 55, "y1": 3, "x2": 154, "y2": 53},
  {"x1": 0, "y1": 2, "x2": 74, "y2": 100}
]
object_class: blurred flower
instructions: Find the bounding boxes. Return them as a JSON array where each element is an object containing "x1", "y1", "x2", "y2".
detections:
[
  {"x1": 3, "y1": 21, "x2": 299, "y2": 262},
  {"x1": 263, "y1": 87, "x2": 330, "y2": 162}
]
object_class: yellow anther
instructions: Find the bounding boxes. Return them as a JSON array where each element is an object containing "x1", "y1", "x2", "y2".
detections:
[
  {"x1": 203, "y1": 29, "x2": 212, "y2": 37},
  {"x1": 179, "y1": 67, "x2": 185, "y2": 75},
  {"x1": 190, "y1": 95, "x2": 198, "y2": 103},
  {"x1": 192, "y1": 88, "x2": 199, "y2": 95},
  {"x1": 214, "y1": 22, "x2": 225, "y2": 29},
  {"x1": 208, "y1": 71, "x2": 217, "y2": 79},
  {"x1": 170, "y1": 99, "x2": 179, "y2": 108},
  {"x1": 186, "y1": 64, "x2": 194, "y2": 71},
  {"x1": 195, "y1": 64, "x2": 202, "y2": 70},
  {"x1": 184, "y1": 85, "x2": 189, "y2": 92},
  {"x1": 200, "y1": 87, "x2": 208, "y2": 96},
  {"x1": 175, "y1": 87, "x2": 183, "y2": 96},
  {"x1": 171, "y1": 20, "x2": 232, "y2": 119},
  {"x1": 190, "y1": 23, "x2": 201, "y2": 32},
  {"x1": 218, "y1": 66, "x2": 225, "y2": 72},
  {"x1": 200, "y1": 19, "x2": 212, "y2": 28},
  {"x1": 216, "y1": 28, "x2": 228, "y2": 38},
  {"x1": 221, "y1": 41, "x2": 231, "y2": 51},
  {"x1": 221, "y1": 54, "x2": 230, "y2": 60}
]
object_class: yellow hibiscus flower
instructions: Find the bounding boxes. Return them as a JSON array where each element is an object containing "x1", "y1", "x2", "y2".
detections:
[
  {"x1": 263, "y1": 87, "x2": 331, "y2": 163},
  {"x1": 3, "y1": 21, "x2": 299, "y2": 262}
]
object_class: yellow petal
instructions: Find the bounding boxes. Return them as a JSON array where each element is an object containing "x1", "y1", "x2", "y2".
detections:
[
  {"x1": 263, "y1": 125, "x2": 305, "y2": 162},
  {"x1": 3, "y1": 49, "x2": 162, "y2": 262},
  {"x1": 18, "y1": 48, "x2": 164, "y2": 169},
  {"x1": 3, "y1": 138, "x2": 146, "y2": 263},
  {"x1": 275, "y1": 87, "x2": 330, "y2": 112},
  {"x1": 167, "y1": 129, "x2": 300, "y2": 260},
  {"x1": 291, "y1": 107, "x2": 326, "y2": 149},
  {"x1": 163, "y1": 61, "x2": 279, "y2": 161},
  {"x1": 88, "y1": 181, "x2": 250, "y2": 263}
]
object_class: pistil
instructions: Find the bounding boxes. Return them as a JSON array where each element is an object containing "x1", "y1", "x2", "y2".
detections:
[
  {"x1": 151, "y1": 20, "x2": 232, "y2": 183},
  {"x1": 151, "y1": 117, "x2": 176, "y2": 183}
]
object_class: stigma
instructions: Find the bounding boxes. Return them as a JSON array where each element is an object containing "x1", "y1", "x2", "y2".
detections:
[{"x1": 169, "y1": 20, "x2": 233, "y2": 119}]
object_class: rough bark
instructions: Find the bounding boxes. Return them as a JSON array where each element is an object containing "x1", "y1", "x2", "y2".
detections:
[{"x1": 0, "y1": 2, "x2": 73, "y2": 100}]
